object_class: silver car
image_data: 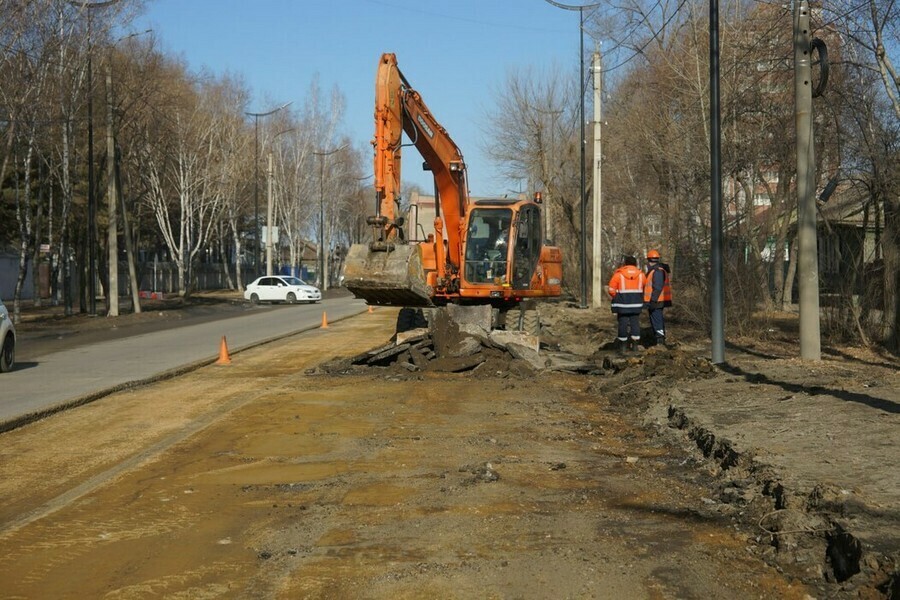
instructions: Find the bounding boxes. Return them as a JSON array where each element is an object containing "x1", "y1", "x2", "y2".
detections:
[
  {"x1": 0, "y1": 299, "x2": 15, "y2": 373},
  {"x1": 244, "y1": 276, "x2": 322, "y2": 305}
]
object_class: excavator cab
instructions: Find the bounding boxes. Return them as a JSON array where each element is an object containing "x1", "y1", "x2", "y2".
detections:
[
  {"x1": 460, "y1": 199, "x2": 547, "y2": 294},
  {"x1": 463, "y1": 208, "x2": 512, "y2": 285}
]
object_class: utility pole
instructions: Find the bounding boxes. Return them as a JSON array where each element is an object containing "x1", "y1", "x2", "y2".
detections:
[
  {"x1": 709, "y1": 0, "x2": 726, "y2": 364},
  {"x1": 245, "y1": 102, "x2": 291, "y2": 277},
  {"x1": 87, "y1": 40, "x2": 97, "y2": 315},
  {"x1": 266, "y1": 152, "x2": 274, "y2": 276},
  {"x1": 794, "y1": 0, "x2": 821, "y2": 360},
  {"x1": 591, "y1": 47, "x2": 603, "y2": 308},
  {"x1": 117, "y1": 159, "x2": 141, "y2": 313},
  {"x1": 578, "y1": 5, "x2": 588, "y2": 309},
  {"x1": 544, "y1": 0, "x2": 602, "y2": 309},
  {"x1": 314, "y1": 145, "x2": 347, "y2": 291},
  {"x1": 265, "y1": 128, "x2": 295, "y2": 277},
  {"x1": 71, "y1": 0, "x2": 120, "y2": 315},
  {"x1": 106, "y1": 29, "x2": 150, "y2": 315},
  {"x1": 105, "y1": 62, "x2": 118, "y2": 316}
]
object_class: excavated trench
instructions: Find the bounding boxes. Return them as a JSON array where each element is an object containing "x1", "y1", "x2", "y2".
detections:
[{"x1": 665, "y1": 406, "x2": 898, "y2": 597}]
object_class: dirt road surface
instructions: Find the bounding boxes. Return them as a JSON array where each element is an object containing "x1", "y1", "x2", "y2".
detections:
[{"x1": 0, "y1": 300, "x2": 896, "y2": 599}]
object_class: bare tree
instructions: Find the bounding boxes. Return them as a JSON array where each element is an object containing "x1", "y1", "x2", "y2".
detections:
[
  {"x1": 482, "y1": 64, "x2": 581, "y2": 295},
  {"x1": 138, "y1": 65, "x2": 232, "y2": 296}
]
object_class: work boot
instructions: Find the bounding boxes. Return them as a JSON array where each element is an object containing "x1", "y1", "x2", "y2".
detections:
[
  {"x1": 626, "y1": 339, "x2": 638, "y2": 353},
  {"x1": 656, "y1": 335, "x2": 667, "y2": 348},
  {"x1": 615, "y1": 339, "x2": 626, "y2": 355}
]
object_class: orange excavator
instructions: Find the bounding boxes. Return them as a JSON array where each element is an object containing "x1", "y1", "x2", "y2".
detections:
[{"x1": 343, "y1": 53, "x2": 562, "y2": 327}]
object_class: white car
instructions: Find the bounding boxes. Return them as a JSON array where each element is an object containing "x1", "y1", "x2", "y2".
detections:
[
  {"x1": 244, "y1": 276, "x2": 322, "y2": 305},
  {"x1": 0, "y1": 299, "x2": 15, "y2": 373}
]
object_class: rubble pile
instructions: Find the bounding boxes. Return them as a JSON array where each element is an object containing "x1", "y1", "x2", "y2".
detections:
[{"x1": 311, "y1": 305, "x2": 603, "y2": 378}]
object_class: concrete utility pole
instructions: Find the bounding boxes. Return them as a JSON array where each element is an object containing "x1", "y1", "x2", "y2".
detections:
[
  {"x1": 118, "y1": 167, "x2": 141, "y2": 314},
  {"x1": 314, "y1": 144, "x2": 347, "y2": 291},
  {"x1": 86, "y1": 19, "x2": 97, "y2": 315},
  {"x1": 709, "y1": 0, "x2": 726, "y2": 364},
  {"x1": 794, "y1": 0, "x2": 822, "y2": 360},
  {"x1": 71, "y1": 0, "x2": 121, "y2": 316},
  {"x1": 265, "y1": 152, "x2": 274, "y2": 276},
  {"x1": 107, "y1": 29, "x2": 150, "y2": 316},
  {"x1": 265, "y1": 127, "x2": 294, "y2": 277},
  {"x1": 245, "y1": 102, "x2": 291, "y2": 276},
  {"x1": 105, "y1": 63, "x2": 118, "y2": 317},
  {"x1": 591, "y1": 48, "x2": 603, "y2": 308},
  {"x1": 544, "y1": 0, "x2": 601, "y2": 309}
]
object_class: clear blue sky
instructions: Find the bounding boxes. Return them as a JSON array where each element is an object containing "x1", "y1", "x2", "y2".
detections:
[{"x1": 134, "y1": 0, "x2": 585, "y2": 195}]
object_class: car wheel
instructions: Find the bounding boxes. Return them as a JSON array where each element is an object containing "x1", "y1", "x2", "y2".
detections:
[
  {"x1": 0, "y1": 334, "x2": 14, "y2": 373},
  {"x1": 250, "y1": 293, "x2": 260, "y2": 305},
  {"x1": 286, "y1": 292, "x2": 296, "y2": 304}
]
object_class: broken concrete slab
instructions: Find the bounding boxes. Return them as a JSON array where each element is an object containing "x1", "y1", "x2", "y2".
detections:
[
  {"x1": 543, "y1": 350, "x2": 602, "y2": 373},
  {"x1": 447, "y1": 336, "x2": 483, "y2": 358},
  {"x1": 407, "y1": 345, "x2": 431, "y2": 370},
  {"x1": 444, "y1": 304, "x2": 493, "y2": 330},
  {"x1": 367, "y1": 343, "x2": 411, "y2": 365},
  {"x1": 506, "y1": 342, "x2": 548, "y2": 370},
  {"x1": 396, "y1": 328, "x2": 430, "y2": 345},
  {"x1": 489, "y1": 330, "x2": 539, "y2": 353},
  {"x1": 432, "y1": 308, "x2": 484, "y2": 359}
]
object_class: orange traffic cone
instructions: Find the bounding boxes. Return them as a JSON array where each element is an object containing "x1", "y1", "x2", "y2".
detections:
[
  {"x1": 215, "y1": 335, "x2": 231, "y2": 365},
  {"x1": 321, "y1": 311, "x2": 329, "y2": 329}
]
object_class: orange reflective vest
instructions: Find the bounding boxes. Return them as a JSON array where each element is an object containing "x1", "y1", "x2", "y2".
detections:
[
  {"x1": 608, "y1": 265, "x2": 646, "y2": 314},
  {"x1": 644, "y1": 263, "x2": 672, "y2": 307}
]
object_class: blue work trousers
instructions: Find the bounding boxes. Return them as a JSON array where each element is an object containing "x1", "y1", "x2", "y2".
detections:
[
  {"x1": 648, "y1": 307, "x2": 665, "y2": 339},
  {"x1": 616, "y1": 314, "x2": 640, "y2": 340}
]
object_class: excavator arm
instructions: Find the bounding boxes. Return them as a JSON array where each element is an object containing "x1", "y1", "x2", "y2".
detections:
[
  {"x1": 372, "y1": 53, "x2": 403, "y2": 242},
  {"x1": 344, "y1": 53, "x2": 469, "y2": 306},
  {"x1": 372, "y1": 52, "x2": 468, "y2": 269}
]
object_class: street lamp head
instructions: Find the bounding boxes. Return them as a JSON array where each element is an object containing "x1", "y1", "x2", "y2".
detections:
[
  {"x1": 70, "y1": 0, "x2": 121, "y2": 8},
  {"x1": 313, "y1": 143, "x2": 349, "y2": 157},
  {"x1": 245, "y1": 101, "x2": 294, "y2": 119}
]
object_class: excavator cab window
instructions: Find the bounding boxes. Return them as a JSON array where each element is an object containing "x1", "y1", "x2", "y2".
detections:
[
  {"x1": 511, "y1": 204, "x2": 543, "y2": 289},
  {"x1": 463, "y1": 208, "x2": 513, "y2": 284}
]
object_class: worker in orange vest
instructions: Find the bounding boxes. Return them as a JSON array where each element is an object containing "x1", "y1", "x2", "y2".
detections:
[
  {"x1": 644, "y1": 249, "x2": 673, "y2": 347},
  {"x1": 608, "y1": 255, "x2": 646, "y2": 354}
]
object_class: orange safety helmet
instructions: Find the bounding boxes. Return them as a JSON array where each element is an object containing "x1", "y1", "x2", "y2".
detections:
[{"x1": 646, "y1": 249, "x2": 661, "y2": 260}]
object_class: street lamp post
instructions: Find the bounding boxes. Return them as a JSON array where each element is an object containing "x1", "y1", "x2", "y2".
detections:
[
  {"x1": 313, "y1": 145, "x2": 347, "y2": 291},
  {"x1": 246, "y1": 102, "x2": 291, "y2": 276},
  {"x1": 86, "y1": 29, "x2": 97, "y2": 316},
  {"x1": 544, "y1": 0, "x2": 601, "y2": 309},
  {"x1": 71, "y1": 0, "x2": 120, "y2": 316}
]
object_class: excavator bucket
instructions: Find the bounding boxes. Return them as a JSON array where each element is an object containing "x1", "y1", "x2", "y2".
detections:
[{"x1": 343, "y1": 243, "x2": 434, "y2": 307}]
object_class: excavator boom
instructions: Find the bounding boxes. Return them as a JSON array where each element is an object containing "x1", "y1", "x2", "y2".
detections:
[{"x1": 345, "y1": 53, "x2": 468, "y2": 306}]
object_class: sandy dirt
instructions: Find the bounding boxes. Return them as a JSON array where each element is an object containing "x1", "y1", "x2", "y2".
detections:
[{"x1": 0, "y1": 299, "x2": 896, "y2": 599}]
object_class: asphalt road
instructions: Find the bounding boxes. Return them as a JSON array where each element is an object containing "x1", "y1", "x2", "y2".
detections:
[{"x1": 1, "y1": 296, "x2": 368, "y2": 428}]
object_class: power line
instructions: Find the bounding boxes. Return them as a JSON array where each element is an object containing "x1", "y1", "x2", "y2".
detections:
[{"x1": 601, "y1": 0, "x2": 689, "y2": 74}]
